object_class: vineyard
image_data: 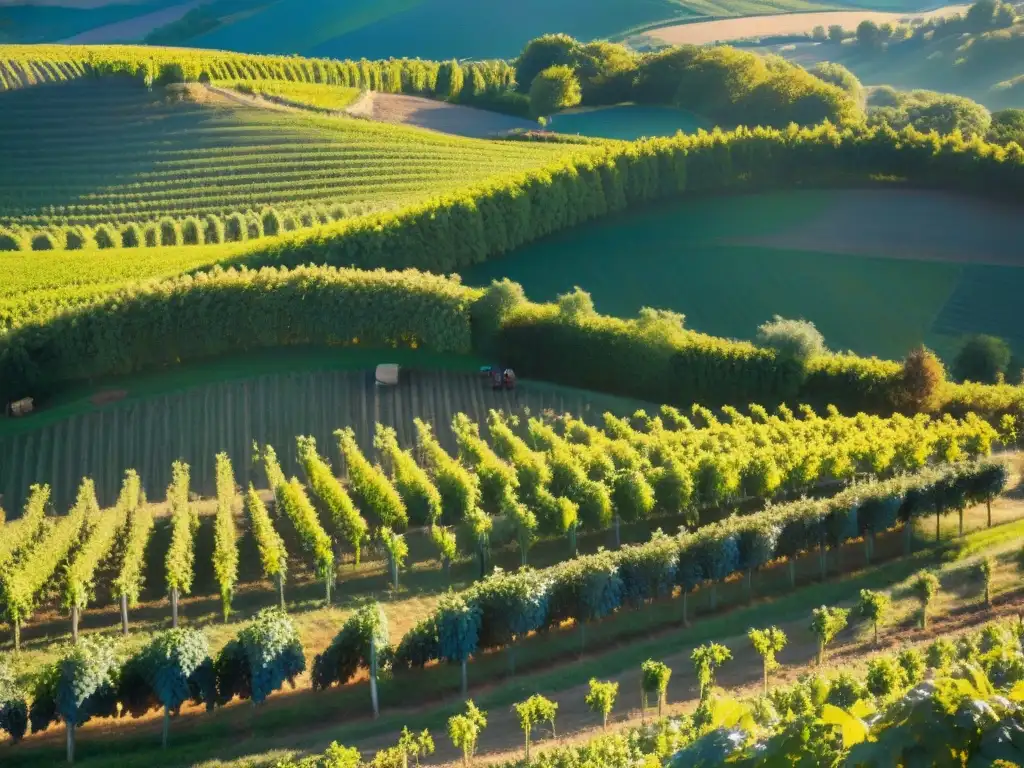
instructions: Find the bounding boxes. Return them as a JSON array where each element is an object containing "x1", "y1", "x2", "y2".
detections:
[
  {"x1": 0, "y1": 398, "x2": 1008, "y2": 659},
  {"x1": 0, "y1": 74, "x2": 574, "y2": 246}
]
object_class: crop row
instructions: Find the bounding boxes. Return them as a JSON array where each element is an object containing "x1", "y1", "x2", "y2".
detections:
[
  {"x1": 0, "y1": 459, "x2": 1008, "y2": 761},
  {"x1": 0, "y1": 203, "x2": 391, "y2": 252},
  {"x1": 0, "y1": 397, "x2": 1003, "y2": 651}
]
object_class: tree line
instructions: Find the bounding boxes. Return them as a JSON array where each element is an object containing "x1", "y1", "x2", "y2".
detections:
[{"x1": 3, "y1": 568, "x2": 1019, "y2": 766}]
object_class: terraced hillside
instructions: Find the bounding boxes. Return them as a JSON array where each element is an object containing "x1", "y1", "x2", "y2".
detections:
[{"x1": 0, "y1": 77, "x2": 571, "y2": 232}]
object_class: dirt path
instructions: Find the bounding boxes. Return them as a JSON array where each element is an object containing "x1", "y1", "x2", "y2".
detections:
[
  {"x1": 347, "y1": 92, "x2": 538, "y2": 139},
  {"x1": 58, "y1": 0, "x2": 204, "y2": 43},
  {"x1": 643, "y1": 5, "x2": 968, "y2": 46}
]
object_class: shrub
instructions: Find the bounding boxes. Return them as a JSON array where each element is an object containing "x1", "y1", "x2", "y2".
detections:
[
  {"x1": 281, "y1": 212, "x2": 299, "y2": 231},
  {"x1": 0, "y1": 228, "x2": 24, "y2": 251},
  {"x1": 93, "y1": 224, "x2": 117, "y2": 249},
  {"x1": 64, "y1": 227, "x2": 91, "y2": 250},
  {"x1": 203, "y1": 215, "x2": 224, "y2": 244},
  {"x1": 224, "y1": 213, "x2": 248, "y2": 242},
  {"x1": 515, "y1": 34, "x2": 582, "y2": 94},
  {"x1": 298, "y1": 208, "x2": 316, "y2": 228},
  {"x1": 143, "y1": 224, "x2": 159, "y2": 247},
  {"x1": 246, "y1": 213, "x2": 263, "y2": 240},
  {"x1": 954, "y1": 335, "x2": 1012, "y2": 384},
  {"x1": 896, "y1": 346, "x2": 945, "y2": 413},
  {"x1": 529, "y1": 64, "x2": 582, "y2": 118},
  {"x1": 756, "y1": 315, "x2": 827, "y2": 363},
  {"x1": 180, "y1": 217, "x2": 203, "y2": 245},
  {"x1": 29, "y1": 232, "x2": 57, "y2": 251},
  {"x1": 159, "y1": 217, "x2": 182, "y2": 246},
  {"x1": 261, "y1": 208, "x2": 282, "y2": 236},
  {"x1": 120, "y1": 223, "x2": 142, "y2": 248}
]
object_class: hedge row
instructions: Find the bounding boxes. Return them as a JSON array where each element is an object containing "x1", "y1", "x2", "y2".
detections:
[
  {"x1": 0, "y1": 203, "x2": 376, "y2": 252},
  {"x1": 0, "y1": 266, "x2": 477, "y2": 403},
  {"x1": 391, "y1": 460, "x2": 1007, "y2": 671},
  {"x1": 3, "y1": 263, "x2": 1023, "y2": 427}
]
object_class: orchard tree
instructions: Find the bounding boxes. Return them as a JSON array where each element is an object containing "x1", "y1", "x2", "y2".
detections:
[
  {"x1": 640, "y1": 659, "x2": 671, "y2": 719},
  {"x1": 514, "y1": 694, "x2": 557, "y2": 760},
  {"x1": 430, "y1": 525, "x2": 458, "y2": 581},
  {"x1": 585, "y1": 678, "x2": 618, "y2": 729},
  {"x1": 858, "y1": 589, "x2": 891, "y2": 645},
  {"x1": 529, "y1": 65, "x2": 581, "y2": 118},
  {"x1": 120, "y1": 628, "x2": 215, "y2": 749},
  {"x1": 215, "y1": 608, "x2": 305, "y2": 706},
  {"x1": 448, "y1": 700, "x2": 487, "y2": 766},
  {"x1": 29, "y1": 638, "x2": 118, "y2": 764},
  {"x1": 866, "y1": 656, "x2": 908, "y2": 701},
  {"x1": 912, "y1": 570, "x2": 940, "y2": 628},
  {"x1": 748, "y1": 627, "x2": 787, "y2": 692},
  {"x1": 435, "y1": 591, "x2": 481, "y2": 696},
  {"x1": 312, "y1": 604, "x2": 389, "y2": 717},
  {"x1": 810, "y1": 606, "x2": 849, "y2": 664},
  {"x1": 397, "y1": 726, "x2": 435, "y2": 768},
  {"x1": 691, "y1": 642, "x2": 732, "y2": 701},
  {"x1": 0, "y1": 660, "x2": 27, "y2": 744}
]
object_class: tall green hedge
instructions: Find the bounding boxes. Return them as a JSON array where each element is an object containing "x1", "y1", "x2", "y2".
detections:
[{"x1": 0, "y1": 266, "x2": 477, "y2": 403}]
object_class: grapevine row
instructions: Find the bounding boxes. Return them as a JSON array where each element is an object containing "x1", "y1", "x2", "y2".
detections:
[
  {"x1": 213, "y1": 453, "x2": 240, "y2": 622},
  {"x1": 244, "y1": 484, "x2": 287, "y2": 608},
  {"x1": 112, "y1": 470, "x2": 151, "y2": 634},
  {"x1": 164, "y1": 461, "x2": 196, "y2": 628},
  {"x1": 297, "y1": 435, "x2": 367, "y2": 564},
  {"x1": 0, "y1": 479, "x2": 95, "y2": 650}
]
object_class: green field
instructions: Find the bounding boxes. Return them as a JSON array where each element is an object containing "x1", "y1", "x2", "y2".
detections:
[
  {"x1": 0, "y1": 77, "x2": 572, "y2": 230},
  {"x1": 460, "y1": 189, "x2": 1024, "y2": 361},
  {"x1": 190, "y1": 0, "x2": 839, "y2": 60},
  {"x1": 549, "y1": 105, "x2": 710, "y2": 140}
]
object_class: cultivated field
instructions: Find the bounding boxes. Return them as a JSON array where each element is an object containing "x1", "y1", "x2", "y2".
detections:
[
  {"x1": 188, "y1": 0, "x2": 837, "y2": 60},
  {"x1": 346, "y1": 92, "x2": 538, "y2": 138},
  {"x1": 462, "y1": 188, "x2": 1024, "y2": 361},
  {"x1": 0, "y1": 78, "x2": 571, "y2": 235},
  {"x1": 639, "y1": 4, "x2": 967, "y2": 45}
]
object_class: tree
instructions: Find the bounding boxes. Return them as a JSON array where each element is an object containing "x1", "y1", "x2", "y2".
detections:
[
  {"x1": 448, "y1": 700, "x2": 487, "y2": 766},
  {"x1": 810, "y1": 606, "x2": 849, "y2": 664},
  {"x1": 953, "y1": 335, "x2": 1012, "y2": 384},
  {"x1": 244, "y1": 484, "x2": 287, "y2": 608},
  {"x1": 611, "y1": 469, "x2": 656, "y2": 523},
  {"x1": 912, "y1": 570, "x2": 940, "y2": 628},
  {"x1": 0, "y1": 660, "x2": 27, "y2": 744},
  {"x1": 312, "y1": 604, "x2": 388, "y2": 716},
  {"x1": 215, "y1": 608, "x2": 305, "y2": 706},
  {"x1": 435, "y1": 591, "x2": 481, "y2": 696},
  {"x1": 987, "y1": 108, "x2": 1024, "y2": 146},
  {"x1": 514, "y1": 694, "x2": 557, "y2": 760},
  {"x1": 856, "y1": 19, "x2": 882, "y2": 47},
  {"x1": 380, "y1": 528, "x2": 409, "y2": 590},
  {"x1": 691, "y1": 642, "x2": 732, "y2": 701},
  {"x1": 748, "y1": 627, "x2": 787, "y2": 692},
  {"x1": 756, "y1": 315, "x2": 827, "y2": 363},
  {"x1": 529, "y1": 65, "x2": 581, "y2": 118},
  {"x1": 436, "y1": 60, "x2": 463, "y2": 101},
  {"x1": 978, "y1": 556, "x2": 994, "y2": 607},
  {"x1": 811, "y1": 25, "x2": 827, "y2": 40},
  {"x1": 858, "y1": 589, "x2": 891, "y2": 645},
  {"x1": 895, "y1": 346, "x2": 945, "y2": 413},
  {"x1": 828, "y1": 24, "x2": 846, "y2": 41},
  {"x1": 29, "y1": 638, "x2": 118, "y2": 764},
  {"x1": 515, "y1": 33, "x2": 582, "y2": 94},
  {"x1": 124, "y1": 628, "x2": 215, "y2": 749},
  {"x1": 640, "y1": 659, "x2": 672, "y2": 719},
  {"x1": 585, "y1": 678, "x2": 618, "y2": 729},
  {"x1": 809, "y1": 62, "x2": 864, "y2": 104}
]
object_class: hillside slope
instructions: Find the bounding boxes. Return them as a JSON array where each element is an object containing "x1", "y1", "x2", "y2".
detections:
[{"x1": 0, "y1": 77, "x2": 572, "y2": 230}]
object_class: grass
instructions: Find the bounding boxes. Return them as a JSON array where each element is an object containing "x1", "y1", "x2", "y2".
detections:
[
  {"x1": 0, "y1": 77, "x2": 574, "y2": 230},
  {"x1": 2, "y1": 495, "x2": 1020, "y2": 768},
  {"x1": 220, "y1": 80, "x2": 363, "y2": 111},
  {"x1": 460, "y1": 188, "x2": 1024, "y2": 360},
  {"x1": 190, "y1": 0, "x2": 845, "y2": 60},
  {"x1": 549, "y1": 105, "x2": 710, "y2": 140}
]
